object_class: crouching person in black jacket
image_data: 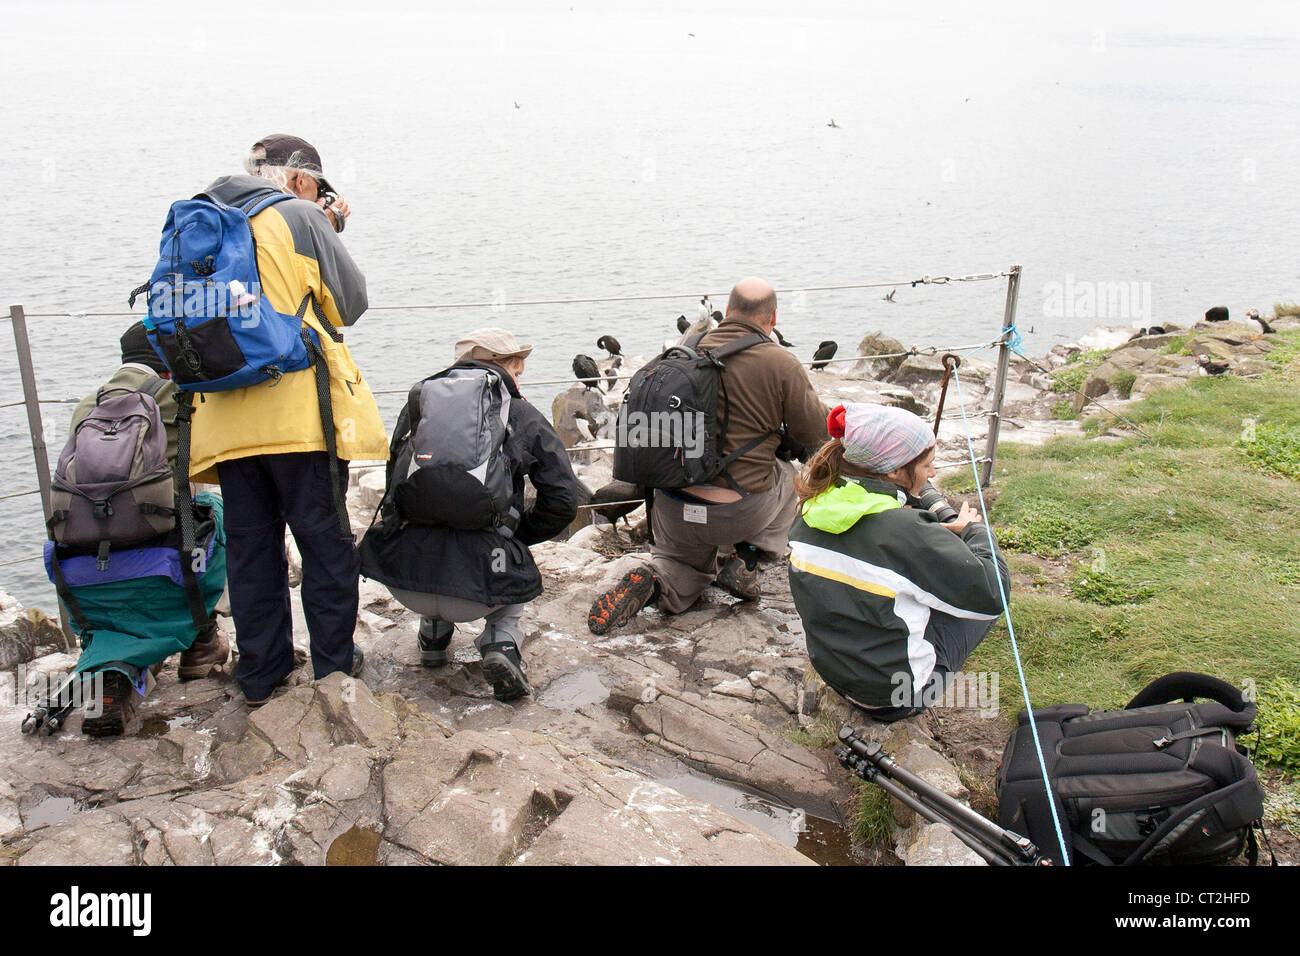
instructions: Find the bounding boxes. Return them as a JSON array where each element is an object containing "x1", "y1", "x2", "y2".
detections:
[{"x1": 359, "y1": 329, "x2": 580, "y2": 701}]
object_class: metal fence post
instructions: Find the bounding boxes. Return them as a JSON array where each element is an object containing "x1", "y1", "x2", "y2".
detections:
[
  {"x1": 980, "y1": 265, "x2": 1021, "y2": 488},
  {"x1": 10, "y1": 304, "x2": 76, "y2": 649}
]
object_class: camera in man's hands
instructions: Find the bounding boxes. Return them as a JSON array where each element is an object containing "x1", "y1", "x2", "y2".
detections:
[{"x1": 319, "y1": 191, "x2": 345, "y2": 233}]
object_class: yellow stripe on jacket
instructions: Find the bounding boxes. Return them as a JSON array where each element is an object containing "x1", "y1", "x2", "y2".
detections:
[
  {"x1": 789, "y1": 554, "x2": 897, "y2": 598},
  {"x1": 187, "y1": 202, "x2": 388, "y2": 483}
]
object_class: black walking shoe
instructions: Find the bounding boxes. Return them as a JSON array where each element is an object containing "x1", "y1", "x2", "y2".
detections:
[
  {"x1": 480, "y1": 642, "x2": 531, "y2": 702},
  {"x1": 81, "y1": 670, "x2": 139, "y2": 738},
  {"x1": 588, "y1": 566, "x2": 659, "y2": 635},
  {"x1": 417, "y1": 617, "x2": 454, "y2": 667}
]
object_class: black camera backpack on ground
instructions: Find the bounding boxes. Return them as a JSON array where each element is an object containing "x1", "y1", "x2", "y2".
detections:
[
  {"x1": 612, "y1": 330, "x2": 773, "y2": 492},
  {"x1": 996, "y1": 672, "x2": 1266, "y2": 866}
]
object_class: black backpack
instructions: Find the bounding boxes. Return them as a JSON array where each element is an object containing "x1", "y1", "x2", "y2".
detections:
[
  {"x1": 612, "y1": 330, "x2": 773, "y2": 492},
  {"x1": 996, "y1": 672, "x2": 1266, "y2": 866}
]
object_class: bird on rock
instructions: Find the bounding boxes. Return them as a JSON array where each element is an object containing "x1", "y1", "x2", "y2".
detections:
[{"x1": 810, "y1": 340, "x2": 838, "y2": 370}]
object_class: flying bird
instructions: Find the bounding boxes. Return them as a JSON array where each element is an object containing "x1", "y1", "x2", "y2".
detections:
[
  {"x1": 827, "y1": 119, "x2": 839, "y2": 128},
  {"x1": 810, "y1": 340, "x2": 838, "y2": 371},
  {"x1": 883, "y1": 289, "x2": 896, "y2": 302}
]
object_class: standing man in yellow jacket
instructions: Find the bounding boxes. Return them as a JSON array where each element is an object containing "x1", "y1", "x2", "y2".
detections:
[{"x1": 189, "y1": 135, "x2": 388, "y2": 706}]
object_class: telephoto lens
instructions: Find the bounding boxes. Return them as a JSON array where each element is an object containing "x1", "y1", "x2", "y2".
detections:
[{"x1": 911, "y1": 481, "x2": 958, "y2": 523}]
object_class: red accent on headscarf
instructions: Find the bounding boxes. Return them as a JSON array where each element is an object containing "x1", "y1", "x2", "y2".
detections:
[{"x1": 827, "y1": 405, "x2": 846, "y2": 439}]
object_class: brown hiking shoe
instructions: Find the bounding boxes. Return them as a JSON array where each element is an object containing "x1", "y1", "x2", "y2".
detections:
[
  {"x1": 588, "y1": 566, "x2": 658, "y2": 635},
  {"x1": 81, "y1": 670, "x2": 140, "y2": 738},
  {"x1": 714, "y1": 555, "x2": 761, "y2": 601},
  {"x1": 177, "y1": 629, "x2": 231, "y2": 681}
]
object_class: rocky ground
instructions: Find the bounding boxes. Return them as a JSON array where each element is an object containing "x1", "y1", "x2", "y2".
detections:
[{"x1": 2, "y1": 313, "x2": 1293, "y2": 867}]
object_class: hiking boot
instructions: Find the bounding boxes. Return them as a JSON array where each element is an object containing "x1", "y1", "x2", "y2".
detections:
[
  {"x1": 714, "y1": 555, "x2": 761, "y2": 601},
  {"x1": 588, "y1": 566, "x2": 659, "y2": 635},
  {"x1": 480, "y1": 642, "x2": 531, "y2": 702},
  {"x1": 81, "y1": 670, "x2": 139, "y2": 738},
  {"x1": 417, "y1": 617, "x2": 455, "y2": 667},
  {"x1": 177, "y1": 629, "x2": 231, "y2": 681}
]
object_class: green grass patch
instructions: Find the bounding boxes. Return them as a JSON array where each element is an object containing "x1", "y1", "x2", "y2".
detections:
[
  {"x1": 1050, "y1": 399, "x2": 1076, "y2": 420},
  {"x1": 993, "y1": 502, "x2": 1097, "y2": 557},
  {"x1": 1251, "y1": 680, "x2": 1300, "y2": 773},
  {"x1": 852, "y1": 780, "x2": 895, "y2": 846},
  {"x1": 1050, "y1": 349, "x2": 1109, "y2": 393},
  {"x1": 1069, "y1": 567, "x2": 1157, "y2": 606},
  {"x1": 1237, "y1": 423, "x2": 1300, "y2": 481},
  {"x1": 1113, "y1": 369, "x2": 1137, "y2": 399},
  {"x1": 1164, "y1": 334, "x2": 1193, "y2": 355},
  {"x1": 968, "y1": 336, "x2": 1300, "y2": 769}
]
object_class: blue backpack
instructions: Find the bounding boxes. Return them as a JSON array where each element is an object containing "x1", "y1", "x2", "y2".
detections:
[
  {"x1": 129, "y1": 189, "x2": 324, "y2": 392},
  {"x1": 127, "y1": 188, "x2": 354, "y2": 542}
]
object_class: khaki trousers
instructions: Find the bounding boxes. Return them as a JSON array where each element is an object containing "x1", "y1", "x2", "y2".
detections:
[{"x1": 650, "y1": 461, "x2": 798, "y2": 613}]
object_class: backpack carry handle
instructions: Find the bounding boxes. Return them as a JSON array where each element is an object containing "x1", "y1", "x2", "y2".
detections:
[{"x1": 1125, "y1": 671, "x2": 1250, "y2": 712}]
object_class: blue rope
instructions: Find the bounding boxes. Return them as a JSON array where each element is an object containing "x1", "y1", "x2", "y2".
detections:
[{"x1": 951, "y1": 364, "x2": 1072, "y2": 865}]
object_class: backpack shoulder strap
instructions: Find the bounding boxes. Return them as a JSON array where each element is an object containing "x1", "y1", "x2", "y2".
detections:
[
  {"x1": 238, "y1": 190, "x2": 295, "y2": 219},
  {"x1": 704, "y1": 331, "x2": 771, "y2": 361},
  {"x1": 138, "y1": 376, "x2": 169, "y2": 401}
]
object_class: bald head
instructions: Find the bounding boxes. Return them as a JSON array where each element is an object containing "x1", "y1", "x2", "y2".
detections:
[{"x1": 726, "y1": 277, "x2": 777, "y2": 327}]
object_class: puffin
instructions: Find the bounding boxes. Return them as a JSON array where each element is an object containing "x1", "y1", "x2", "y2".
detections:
[
  {"x1": 1196, "y1": 354, "x2": 1230, "y2": 376},
  {"x1": 810, "y1": 340, "x2": 839, "y2": 370},
  {"x1": 1244, "y1": 309, "x2": 1274, "y2": 334}
]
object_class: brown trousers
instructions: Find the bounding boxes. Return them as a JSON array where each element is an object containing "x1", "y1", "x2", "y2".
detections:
[{"x1": 649, "y1": 462, "x2": 798, "y2": 613}]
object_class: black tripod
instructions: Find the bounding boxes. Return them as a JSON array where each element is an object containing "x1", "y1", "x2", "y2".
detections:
[{"x1": 835, "y1": 725, "x2": 1052, "y2": 867}]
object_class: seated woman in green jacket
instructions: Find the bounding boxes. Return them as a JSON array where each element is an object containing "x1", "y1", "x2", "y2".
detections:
[{"x1": 787, "y1": 404, "x2": 1009, "y2": 722}]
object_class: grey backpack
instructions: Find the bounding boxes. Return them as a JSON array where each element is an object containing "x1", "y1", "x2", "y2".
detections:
[
  {"x1": 391, "y1": 365, "x2": 519, "y2": 534},
  {"x1": 48, "y1": 378, "x2": 175, "y2": 569}
]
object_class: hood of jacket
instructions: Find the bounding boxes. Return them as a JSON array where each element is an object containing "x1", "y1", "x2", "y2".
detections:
[
  {"x1": 204, "y1": 174, "x2": 286, "y2": 209},
  {"x1": 800, "y1": 478, "x2": 903, "y2": 534}
]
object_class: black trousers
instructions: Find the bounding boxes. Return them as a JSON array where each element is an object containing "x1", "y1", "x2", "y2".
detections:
[{"x1": 217, "y1": 452, "x2": 357, "y2": 701}]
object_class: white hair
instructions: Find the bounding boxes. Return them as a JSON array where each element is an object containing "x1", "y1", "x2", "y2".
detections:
[{"x1": 244, "y1": 145, "x2": 293, "y2": 191}]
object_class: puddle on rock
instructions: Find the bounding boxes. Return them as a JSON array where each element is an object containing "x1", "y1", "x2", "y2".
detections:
[
  {"x1": 538, "y1": 670, "x2": 610, "y2": 711},
  {"x1": 23, "y1": 795, "x2": 79, "y2": 829},
  {"x1": 659, "y1": 772, "x2": 862, "y2": 866},
  {"x1": 326, "y1": 824, "x2": 382, "y2": 866},
  {"x1": 139, "y1": 714, "x2": 196, "y2": 738}
]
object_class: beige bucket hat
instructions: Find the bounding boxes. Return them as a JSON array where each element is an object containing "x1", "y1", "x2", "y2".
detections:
[{"x1": 453, "y1": 328, "x2": 534, "y2": 363}]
